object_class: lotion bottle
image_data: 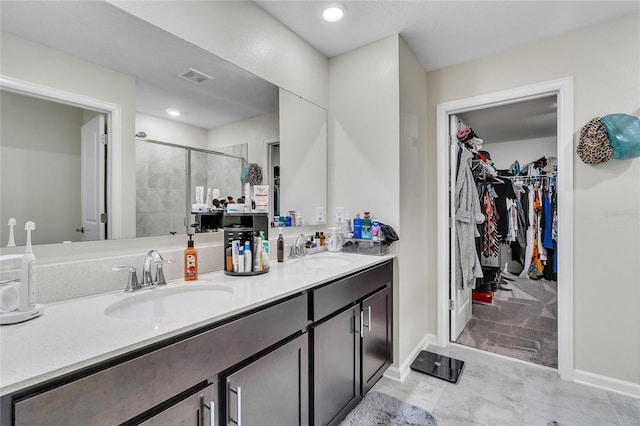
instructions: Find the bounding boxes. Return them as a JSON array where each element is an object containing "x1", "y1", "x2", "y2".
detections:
[
  {"x1": 244, "y1": 241, "x2": 253, "y2": 272},
  {"x1": 18, "y1": 221, "x2": 36, "y2": 311},
  {"x1": 184, "y1": 234, "x2": 198, "y2": 281}
]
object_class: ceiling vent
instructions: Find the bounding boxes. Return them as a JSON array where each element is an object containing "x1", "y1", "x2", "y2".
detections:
[{"x1": 178, "y1": 68, "x2": 214, "y2": 84}]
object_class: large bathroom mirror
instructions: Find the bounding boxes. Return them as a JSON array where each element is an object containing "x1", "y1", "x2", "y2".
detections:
[{"x1": 0, "y1": 1, "x2": 327, "y2": 246}]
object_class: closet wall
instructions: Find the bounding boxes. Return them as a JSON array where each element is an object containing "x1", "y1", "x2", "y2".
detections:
[{"x1": 486, "y1": 136, "x2": 556, "y2": 170}]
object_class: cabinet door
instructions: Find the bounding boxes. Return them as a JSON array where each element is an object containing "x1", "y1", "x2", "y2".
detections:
[
  {"x1": 225, "y1": 334, "x2": 308, "y2": 426},
  {"x1": 361, "y1": 285, "x2": 393, "y2": 394},
  {"x1": 140, "y1": 383, "x2": 217, "y2": 426},
  {"x1": 312, "y1": 306, "x2": 361, "y2": 426}
]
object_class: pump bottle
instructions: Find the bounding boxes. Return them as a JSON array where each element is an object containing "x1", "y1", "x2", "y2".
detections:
[{"x1": 184, "y1": 234, "x2": 198, "y2": 281}]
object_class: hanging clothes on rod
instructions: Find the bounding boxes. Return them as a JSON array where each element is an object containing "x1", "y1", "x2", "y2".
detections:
[{"x1": 455, "y1": 146, "x2": 486, "y2": 289}]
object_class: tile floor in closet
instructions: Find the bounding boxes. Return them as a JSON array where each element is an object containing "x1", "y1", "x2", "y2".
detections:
[{"x1": 371, "y1": 344, "x2": 640, "y2": 426}]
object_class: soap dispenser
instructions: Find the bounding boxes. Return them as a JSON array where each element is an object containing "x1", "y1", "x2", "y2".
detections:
[{"x1": 184, "y1": 234, "x2": 198, "y2": 281}]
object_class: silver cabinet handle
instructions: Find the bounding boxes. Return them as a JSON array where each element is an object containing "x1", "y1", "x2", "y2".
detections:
[
  {"x1": 229, "y1": 385, "x2": 242, "y2": 426},
  {"x1": 200, "y1": 394, "x2": 215, "y2": 426},
  {"x1": 359, "y1": 311, "x2": 364, "y2": 338},
  {"x1": 364, "y1": 306, "x2": 372, "y2": 333}
]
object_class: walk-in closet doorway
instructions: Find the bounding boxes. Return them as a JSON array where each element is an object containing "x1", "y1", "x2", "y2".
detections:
[{"x1": 436, "y1": 78, "x2": 575, "y2": 380}]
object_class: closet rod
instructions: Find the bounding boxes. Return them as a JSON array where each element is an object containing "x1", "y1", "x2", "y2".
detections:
[{"x1": 499, "y1": 175, "x2": 557, "y2": 181}]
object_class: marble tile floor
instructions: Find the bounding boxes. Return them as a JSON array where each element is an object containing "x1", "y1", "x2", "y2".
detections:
[{"x1": 372, "y1": 344, "x2": 639, "y2": 426}]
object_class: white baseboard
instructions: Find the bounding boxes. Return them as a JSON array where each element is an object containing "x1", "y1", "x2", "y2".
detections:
[
  {"x1": 384, "y1": 333, "x2": 437, "y2": 383},
  {"x1": 574, "y1": 369, "x2": 640, "y2": 399}
]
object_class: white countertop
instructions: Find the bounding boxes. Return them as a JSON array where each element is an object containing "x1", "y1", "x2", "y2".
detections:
[{"x1": 0, "y1": 252, "x2": 394, "y2": 396}]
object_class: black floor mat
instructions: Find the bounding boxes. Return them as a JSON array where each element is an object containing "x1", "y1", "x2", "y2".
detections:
[{"x1": 410, "y1": 350, "x2": 465, "y2": 384}]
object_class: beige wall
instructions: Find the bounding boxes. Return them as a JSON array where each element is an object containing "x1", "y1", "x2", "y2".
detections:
[
  {"x1": 0, "y1": 32, "x2": 137, "y2": 238},
  {"x1": 136, "y1": 113, "x2": 208, "y2": 150},
  {"x1": 207, "y1": 111, "x2": 279, "y2": 172},
  {"x1": 484, "y1": 136, "x2": 557, "y2": 170},
  {"x1": 110, "y1": 0, "x2": 329, "y2": 109},
  {"x1": 427, "y1": 14, "x2": 640, "y2": 384},
  {"x1": 0, "y1": 92, "x2": 83, "y2": 245},
  {"x1": 328, "y1": 35, "x2": 400, "y2": 230},
  {"x1": 398, "y1": 38, "x2": 430, "y2": 367}
]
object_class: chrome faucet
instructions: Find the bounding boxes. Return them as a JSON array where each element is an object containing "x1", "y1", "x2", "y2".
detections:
[
  {"x1": 142, "y1": 250, "x2": 175, "y2": 286},
  {"x1": 114, "y1": 250, "x2": 175, "y2": 293},
  {"x1": 289, "y1": 234, "x2": 307, "y2": 259}
]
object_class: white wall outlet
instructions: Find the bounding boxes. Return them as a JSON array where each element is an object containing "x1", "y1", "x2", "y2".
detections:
[
  {"x1": 335, "y1": 207, "x2": 345, "y2": 224},
  {"x1": 316, "y1": 207, "x2": 326, "y2": 224}
]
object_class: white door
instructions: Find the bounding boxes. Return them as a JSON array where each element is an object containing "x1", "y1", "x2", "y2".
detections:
[
  {"x1": 81, "y1": 115, "x2": 106, "y2": 241},
  {"x1": 450, "y1": 114, "x2": 473, "y2": 340}
]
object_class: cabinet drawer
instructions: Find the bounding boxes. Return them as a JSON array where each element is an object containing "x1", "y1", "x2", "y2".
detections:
[
  {"x1": 140, "y1": 383, "x2": 216, "y2": 426},
  {"x1": 312, "y1": 261, "x2": 391, "y2": 321},
  {"x1": 13, "y1": 294, "x2": 307, "y2": 426}
]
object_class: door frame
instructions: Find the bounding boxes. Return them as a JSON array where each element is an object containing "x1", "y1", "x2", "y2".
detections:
[
  {"x1": 1, "y1": 75, "x2": 122, "y2": 239},
  {"x1": 263, "y1": 138, "x2": 280, "y2": 223},
  {"x1": 436, "y1": 77, "x2": 574, "y2": 380}
]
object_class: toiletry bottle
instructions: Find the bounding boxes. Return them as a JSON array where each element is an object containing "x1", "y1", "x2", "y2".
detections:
[
  {"x1": 353, "y1": 214, "x2": 362, "y2": 239},
  {"x1": 232, "y1": 240, "x2": 240, "y2": 272},
  {"x1": 372, "y1": 220, "x2": 381, "y2": 241},
  {"x1": 344, "y1": 214, "x2": 352, "y2": 238},
  {"x1": 184, "y1": 234, "x2": 198, "y2": 281},
  {"x1": 260, "y1": 231, "x2": 269, "y2": 269},
  {"x1": 277, "y1": 228, "x2": 284, "y2": 262},
  {"x1": 244, "y1": 241, "x2": 252, "y2": 273},
  {"x1": 238, "y1": 245, "x2": 245, "y2": 273},
  {"x1": 226, "y1": 247, "x2": 233, "y2": 272},
  {"x1": 362, "y1": 212, "x2": 372, "y2": 240},
  {"x1": 253, "y1": 234, "x2": 261, "y2": 271},
  {"x1": 320, "y1": 232, "x2": 326, "y2": 246},
  {"x1": 18, "y1": 221, "x2": 36, "y2": 311}
]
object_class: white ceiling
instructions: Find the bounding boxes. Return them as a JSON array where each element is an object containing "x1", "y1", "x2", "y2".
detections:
[
  {"x1": 255, "y1": 0, "x2": 637, "y2": 142},
  {"x1": 254, "y1": 0, "x2": 639, "y2": 72},
  {"x1": 2, "y1": 1, "x2": 637, "y2": 137}
]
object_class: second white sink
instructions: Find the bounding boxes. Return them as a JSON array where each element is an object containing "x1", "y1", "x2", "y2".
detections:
[
  {"x1": 297, "y1": 253, "x2": 353, "y2": 269},
  {"x1": 105, "y1": 285, "x2": 234, "y2": 320}
]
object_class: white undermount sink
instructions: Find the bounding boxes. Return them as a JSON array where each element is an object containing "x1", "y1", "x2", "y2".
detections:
[
  {"x1": 298, "y1": 253, "x2": 353, "y2": 269},
  {"x1": 104, "y1": 285, "x2": 234, "y2": 320}
]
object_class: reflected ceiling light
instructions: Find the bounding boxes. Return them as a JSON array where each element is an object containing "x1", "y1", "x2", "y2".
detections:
[
  {"x1": 166, "y1": 109, "x2": 181, "y2": 117},
  {"x1": 322, "y1": 4, "x2": 344, "y2": 22}
]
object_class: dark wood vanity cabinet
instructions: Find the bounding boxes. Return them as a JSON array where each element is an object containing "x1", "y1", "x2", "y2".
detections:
[
  {"x1": 223, "y1": 334, "x2": 309, "y2": 426},
  {"x1": 6, "y1": 294, "x2": 307, "y2": 426},
  {"x1": 311, "y1": 261, "x2": 393, "y2": 426},
  {"x1": 361, "y1": 285, "x2": 393, "y2": 395},
  {"x1": 2, "y1": 260, "x2": 393, "y2": 426}
]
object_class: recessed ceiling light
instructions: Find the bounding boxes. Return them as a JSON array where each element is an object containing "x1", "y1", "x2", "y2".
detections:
[
  {"x1": 167, "y1": 109, "x2": 181, "y2": 117},
  {"x1": 323, "y1": 5, "x2": 344, "y2": 22}
]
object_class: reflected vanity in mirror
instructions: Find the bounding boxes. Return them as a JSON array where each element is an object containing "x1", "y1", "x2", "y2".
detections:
[{"x1": 0, "y1": 1, "x2": 327, "y2": 247}]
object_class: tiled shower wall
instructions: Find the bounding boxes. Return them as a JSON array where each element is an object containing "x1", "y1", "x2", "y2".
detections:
[
  {"x1": 136, "y1": 141, "x2": 247, "y2": 238},
  {"x1": 191, "y1": 143, "x2": 246, "y2": 205}
]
